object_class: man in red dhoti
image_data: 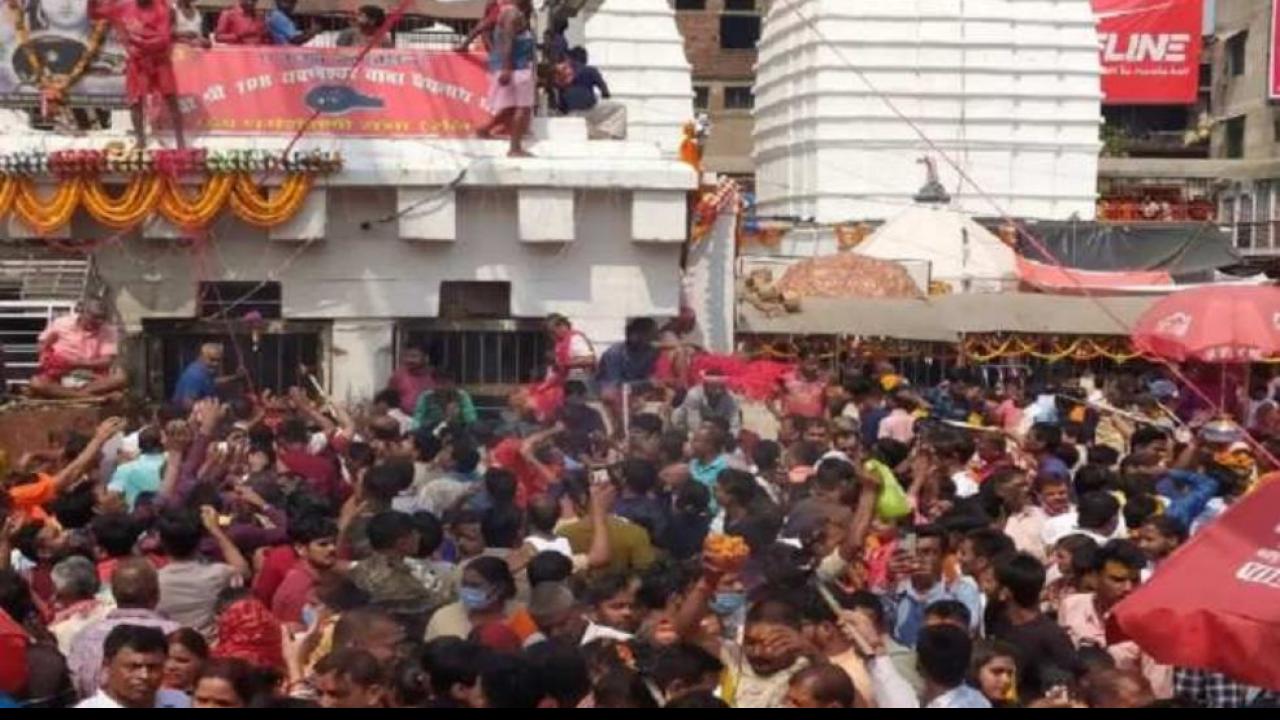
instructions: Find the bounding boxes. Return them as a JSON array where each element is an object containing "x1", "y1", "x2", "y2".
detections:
[{"x1": 90, "y1": 0, "x2": 185, "y2": 148}]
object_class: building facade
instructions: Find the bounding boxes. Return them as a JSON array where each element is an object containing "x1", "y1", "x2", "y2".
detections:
[
  {"x1": 0, "y1": 3, "x2": 699, "y2": 403},
  {"x1": 1210, "y1": 0, "x2": 1280, "y2": 255},
  {"x1": 671, "y1": 0, "x2": 766, "y2": 184}
]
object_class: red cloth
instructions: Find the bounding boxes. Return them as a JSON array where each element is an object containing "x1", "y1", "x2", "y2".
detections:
[
  {"x1": 472, "y1": 620, "x2": 523, "y2": 654},
  {"x1": 252, "y1": 545, "x2": 299, "y2": 606},
  {"x1": 1016, "y1": 255, "x2": 1173, "y2": 291},
  {"x1": 213, "y1": 598, "x2": 285, "y2": 671},
  {"x1": 1110, "y1": 479, "x2": 1280, "y2": 690},
  {"x1": 681, "y1": 353, "x2": 794, "y2": 402},
  {"x1": 0, "y1": 610, "x2": 28, "y2": 696}
]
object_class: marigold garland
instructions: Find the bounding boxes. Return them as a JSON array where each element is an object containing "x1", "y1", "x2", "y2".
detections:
[
  {"x1": 961, "y1": 335, "x2": 1142, "y2": 363},
  {"x1": 0, "y1": 173, "x2": 317, "y2": 233},
  {"x1": 229, "y1": 174, "x2": 314, "y2": 228},
  {"x1": 157, "y1": 174, "x2": 235, "y2": 229},
  {"x1": 13, "y1": 178, "x2": 83, "y2": 235},
  {"x1": 81, "y1": 176, "x2": 164, "y2": 229}
]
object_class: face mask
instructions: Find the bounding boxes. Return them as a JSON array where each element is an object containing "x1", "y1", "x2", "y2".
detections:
[
  {"x1": 459, "y1": 586, "x2": 492, "y2": 611},
  {"x1": 709, "y1": 591, "x2": 746, "y2": 616}
]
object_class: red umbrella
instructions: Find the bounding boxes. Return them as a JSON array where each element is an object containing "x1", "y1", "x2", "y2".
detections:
[
  {"x1": 1109, "y1": 480, "x2": 1280, "y2": 690},
  {"x1": 1131, "y1": 285, "x2": 1280, "y2": 362}
]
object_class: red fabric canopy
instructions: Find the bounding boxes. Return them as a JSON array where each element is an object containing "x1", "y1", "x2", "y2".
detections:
[
  {"x1": 1131, "y1": 285, "x2": 1280, "y2": 362},
  {"x1": 1110, "y1": 480, "x2": 1280, "y2": 690},
  {"x1": 1016, "y1": 255, "x2": 1173, "y2": 291}
]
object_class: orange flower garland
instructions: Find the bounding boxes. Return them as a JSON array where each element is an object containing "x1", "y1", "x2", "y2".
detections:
[
  {"x1": 0, "y1": 173, "x2": 316, "y2": 233},
  {"x1": 157, "y1": 174, "x2": 235, "y2": 229},
  {"x1": 0, "y1": 177, "x2": 16, "y2": 215},
  {"x1": 82, "y1": 176, "x2": 164, "y2": 229},
  {"x1": 13, "y1": 178, "x2": 83, "y2": 235},
  {"x1": 229, "y1": 174, "x2": 314, "y2": 227}
]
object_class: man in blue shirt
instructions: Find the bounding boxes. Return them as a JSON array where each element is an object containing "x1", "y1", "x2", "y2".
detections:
[
  {"x1": 888, "y1": 526, "x2": 983, "y2": 647},
  {"x1": 557, "y1": 46, "x2": 610, "y2": 113},
  {"x1": 596, "y1": 317, "x2": 657, "y2": 391},
  {"x1": 556, "y1": 45, "x2": 625, "y2": 140},
  {"x1": 108, "y1": 426, "x2": 166, "y2": 511},
  {"x1": 266, "y1": 0, "x2": 318, "y2": 45},
  {"x1": 172, "y1": 343, "x2": 239, "y2": 408}
]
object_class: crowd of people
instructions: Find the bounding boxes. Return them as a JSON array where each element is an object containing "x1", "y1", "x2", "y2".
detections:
[{"x1": 4, "y1": 302, "x2": 1279, "y2": 708}]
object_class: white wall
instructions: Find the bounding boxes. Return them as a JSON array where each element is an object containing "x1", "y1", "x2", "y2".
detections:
[
  {"x1": 94, "y1": 187, "x2": 683, "y2": 369},
  {"x1": 755, "y1": 0, "x2": 1103, "y2": 222}
]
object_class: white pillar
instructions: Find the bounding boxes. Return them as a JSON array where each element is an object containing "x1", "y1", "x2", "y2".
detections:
[{"x1": 684, "y1": 205, "x2": 737, "y2": 354}]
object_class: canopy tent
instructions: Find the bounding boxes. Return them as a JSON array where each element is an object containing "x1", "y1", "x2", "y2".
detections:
[
  {"x1": 738, "y1": 293, "x2": 1160, "y2": 341},
  {"x1": 855, "y1": 205, "x2": 1018, "y2": 293},
  {"x1": 1006, "y1": 219, "x2": 1240, "y2": 279}
]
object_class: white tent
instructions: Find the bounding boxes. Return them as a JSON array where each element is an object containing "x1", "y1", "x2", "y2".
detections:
[{"x1": 856, "y1": 204, "x2": 1018, "y2": 293}]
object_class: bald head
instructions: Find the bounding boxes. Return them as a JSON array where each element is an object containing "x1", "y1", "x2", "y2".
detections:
[
  {"x1": 333, "y1": 607, "x2": 406, "y2": 664},
  {"x1": 1084, "y1": 669, "x2": 1155, "y2": 709},
  {"x1": 788, "y1": 665, "x2": 856, "y2": 709},
  {"x1": 110, "y1": 558, "x2": 159, "y2": 609},
  {"x1": 199, "y1": 343, "x2": 224, "y2": 370}
]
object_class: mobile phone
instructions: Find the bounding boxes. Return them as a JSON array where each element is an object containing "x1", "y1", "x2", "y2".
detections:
[
  {"x1": 591, "y1": 467, "x2": 611, "y2": 485},
  {"x1": 902, "y1": 531, "x2": 918, "y2": 556}
]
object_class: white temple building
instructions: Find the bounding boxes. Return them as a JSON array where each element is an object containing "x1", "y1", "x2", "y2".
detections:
[
  {"x1": 753, "y1": 0, "x2": 1103, "y2": 223},
  {"x1": 0, "y1": 0, "x2": 699, "y2": 402}
]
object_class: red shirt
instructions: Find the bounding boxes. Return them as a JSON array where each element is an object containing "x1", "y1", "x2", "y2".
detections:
[
  {"x1": 270, "y1": 562, "x2": 319, "y2": 625},
  {"x1": 489, "y1": 437, "x2": 555, "y2": 508},
  {"x1": 279, "y1": 448, "x2": 346, "y2": 507},
  {"x1": 214, "y1": 5, "x2": 268, "y2": 45},
  {"x1": 0, "y1": 609, "x2": 28, "y2": 696},
  {"x1": 782, "y1": 374, "x2": 828, "y2": 419},
  {"x1": 92, "y1": 0, "x2": 173, "y2": 59},
  {"x1": 252, "y1": 545, "x2": 298, "y2": 606},
  {"x1": 386, "y1": 367, "x2": 436, "y2": 415}
]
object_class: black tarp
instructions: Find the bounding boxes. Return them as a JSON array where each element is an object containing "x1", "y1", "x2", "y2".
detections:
[{"x1": 979, "y1": 219, "x2": 1240, "y2": 279}]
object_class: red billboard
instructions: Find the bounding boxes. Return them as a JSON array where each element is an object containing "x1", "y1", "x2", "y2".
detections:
[
  {"x1": 169, "y1": 45, "x2": 491, "y2": 138},
  {"x1": 1094, "y1": 0, "x2": 1203, "y2": 105}
]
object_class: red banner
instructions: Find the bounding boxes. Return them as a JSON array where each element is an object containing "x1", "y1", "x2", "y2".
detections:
[
  {"x1": 170, "y1": 46, "x2": 492, "y2": 137},
  {"x1": 1094, "y1": 0, "x2": 1202, "y2": 105}
]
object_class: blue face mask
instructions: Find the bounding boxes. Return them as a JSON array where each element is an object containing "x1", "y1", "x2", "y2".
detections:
[
  {"x1": 459, "y1": 586, "x2": 493, "y2": 611},
  {"x1": 709, "y1": 591, "x2": 746, "y2": 616}
]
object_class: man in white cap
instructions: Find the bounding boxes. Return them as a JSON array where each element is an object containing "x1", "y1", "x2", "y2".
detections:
[{"x1": 672, "y1": 372, "x2": 741, "y2": 438}]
